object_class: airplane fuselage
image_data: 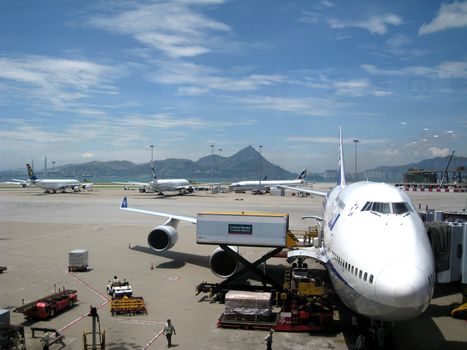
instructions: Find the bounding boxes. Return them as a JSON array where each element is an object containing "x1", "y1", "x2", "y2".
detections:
[
  {"x1": 322, "y1": 181, "x2": 435, "y2": 321},
  {"x1": 150, "y1": 179, "x2": 191, "y2": 192},
  {"x1": 230, "y1": 179, "x2": 304, "y2": 191},
  {"x1": 32, "y1": 179, "x2": 81, "y2": 191}
]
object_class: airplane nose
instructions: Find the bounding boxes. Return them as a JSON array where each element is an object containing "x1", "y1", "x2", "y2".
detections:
[{"x1": 375, "y1": 263, "x2": 431, "y2": 317}]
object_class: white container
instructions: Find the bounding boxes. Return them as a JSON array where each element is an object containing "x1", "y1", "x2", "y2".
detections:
[
  {"x1": 69, "y1": 249, "x2": 88, "y2": 271},
  {"x1": 196, "y1": 212, "x2": 289, "y2": 247}
]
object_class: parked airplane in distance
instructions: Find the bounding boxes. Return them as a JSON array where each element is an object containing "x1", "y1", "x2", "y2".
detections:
[
  {"x1": 119, "y1": 128, "x2": 435, "y2": 346},
  {"x1": 21, "y1": 164, "x2": 93, "y2": 193},
  {"x1": 114, "y1": 164, "x2": 194, "y2": 195},
  {"x1": 3, "y1": 178, "x2": 32, "y2": 188},
  {"x1": 229, "y1": 169, "x2": 307, "y2": 192}
]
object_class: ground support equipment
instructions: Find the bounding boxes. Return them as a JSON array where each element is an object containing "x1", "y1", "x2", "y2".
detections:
[
  {"x1": 110, "y1": 296, "x2": 147, "y2": 316},
  {"x1": 13, "y1": 289, "x2": 78, "y2": 319},
  {"x1": 0, "y1": 324, "x2": 25, "y2": 350},
  {"x1": 217, "y1": 312, "x2": 279, "y2": 330},
  {"x1": 197, "y1": 245, "x2": 285, "y2": 301}
]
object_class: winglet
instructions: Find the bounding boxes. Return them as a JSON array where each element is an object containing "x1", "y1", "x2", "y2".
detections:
[
  {"x1": 121, "y1": 197, "x2": 128, "y2": 208},
  {"x1": 337, "y1": 128, "x2": 347, "y2": 188},
  {"x1": 26, "y1": 163, "x2": 37, "y2": 181}
]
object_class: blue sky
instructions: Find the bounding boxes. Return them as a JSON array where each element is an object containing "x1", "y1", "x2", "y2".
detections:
[{"x1": 1, "y1": 0, "x2": 466, "y2": 173}]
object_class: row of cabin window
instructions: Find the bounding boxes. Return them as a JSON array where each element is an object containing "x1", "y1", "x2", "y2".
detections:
[{"x1": 334, "y1": 253, "x2": 374, "y2": 284}]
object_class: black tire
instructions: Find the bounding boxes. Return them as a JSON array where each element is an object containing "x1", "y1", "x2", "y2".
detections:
[
  {"x1": 69, "y1": 299, "x2": 74, "y2": 308},
  {"x1": 49, "y1": 308, "x2": 55, "y2": 318}
]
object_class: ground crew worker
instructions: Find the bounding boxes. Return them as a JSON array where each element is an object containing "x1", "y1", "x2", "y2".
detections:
[
  {"x1": 163, "y1": 319, "x2": 176, "y2": 348},
  {"x1": 113, "y1": 275, "x2": 121, "y2": 286},
  {"x1": 264, "y1": 329, "x2": 274, "y2": 350}
]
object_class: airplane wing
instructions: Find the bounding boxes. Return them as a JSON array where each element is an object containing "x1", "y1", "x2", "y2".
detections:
[
  {"x1": 277, "y1": 185, "x2": 327, "y2": 197},
  {"x1": 119, "y1": 197, "x2": 197, "y2": 224}
]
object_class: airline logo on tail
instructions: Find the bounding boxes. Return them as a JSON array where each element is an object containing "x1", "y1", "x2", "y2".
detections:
[
  {"x1": 26, "y1": 163, "x2": 37, "y2": 181},
  {"x1": 297, "y1": 169, "x2": 307, "y2": 180},
  {"x1": 151, "y1": 166, "x2": 157, "y2": 180}
]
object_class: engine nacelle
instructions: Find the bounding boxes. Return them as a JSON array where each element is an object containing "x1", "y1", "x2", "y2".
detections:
[
  {"x1": 209, "y1": 246, "x2": 239, "y2": 278},
  {"x1": 148, "y1": 225, "x2": 178, "y2": 251},
  {"x1": 82, "y1": 183, "x2": 93, "y2": 190},
  {"x1": 72, "y1": 185, "x2": 80, "y2": 192}
]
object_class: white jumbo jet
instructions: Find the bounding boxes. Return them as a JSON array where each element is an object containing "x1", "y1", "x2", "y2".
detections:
[
  {"x1": 118, "y1": 129, "x2": 435, "y2": 327},
  {"x1": 280, "y1": 129, "x2": 435, "y2": 323},
  {"x1": 114, "y1": 164, "x2": 194, "y2": 195},
  {"x1": 229, "y1": 169, "x2": 307, "y2": 191},
  {"x1": 21, "y1": 163, "x2": 93, "y2": 193}
]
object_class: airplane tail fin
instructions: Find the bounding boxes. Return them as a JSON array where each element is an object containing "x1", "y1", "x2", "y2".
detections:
[
  {"x1": 337, "y1": 128, "x2": 347, "y2": 188},
  {"x1": 26, "y1": 163, "x2": 37, "y2": 181},
  {"x1": 150, "y1": 162, "x2": 157, "y2": 180},
  {"x1": 296, "y1": 168, "x2": 307, "y2": 180},
  {"x1": 120, "y1": 197, "x2": 128, "y2": 208}
]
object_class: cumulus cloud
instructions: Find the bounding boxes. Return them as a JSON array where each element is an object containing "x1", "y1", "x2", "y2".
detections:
[
  {"x1": 329, "y1": 13, "x2": 402, "y2": 34},
  {"x1": 428, "y1": 147, "x2": 450, "y2": 157},
  {"x1": 419, "y1": 1, "x2": 467, "y2": 35}
]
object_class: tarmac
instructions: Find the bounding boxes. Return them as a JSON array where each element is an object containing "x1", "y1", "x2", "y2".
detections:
[{"x1": 0, "y1": 183, "x2": 466, "y2": 350}]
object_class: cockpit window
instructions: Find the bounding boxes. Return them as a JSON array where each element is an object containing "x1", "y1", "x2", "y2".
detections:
[
  {"x1": 392, "y1": 202, "x2": 412, "y2": 214},
  {"x1": 372, "y1": 202, "x2": 390, "y2": 214},
  {"x1": 361, "y1": 201, "x2": 412, "y2": 215}
]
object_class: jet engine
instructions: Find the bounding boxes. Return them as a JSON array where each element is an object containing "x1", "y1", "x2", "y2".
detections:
[
  {"x1": 209, "y1": 246, "x2": 239, "y2": 278},
  {"x1": 82, "y1": 183, "x2": 93, "y2": 190},
  {"x1": 147, "y1": 225, "x2": 178, "y2": 251}
]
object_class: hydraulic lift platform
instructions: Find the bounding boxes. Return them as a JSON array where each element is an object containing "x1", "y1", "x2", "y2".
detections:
[{"x1": 196, "y1": 244, "x2": 286, "y2": 300}]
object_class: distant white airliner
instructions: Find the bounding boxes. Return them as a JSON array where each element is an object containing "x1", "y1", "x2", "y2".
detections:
[
  {"x1": 118, "y1": 129, "x2": 435, "y2": 342},
  {"x1": 229, "y1": 169, "x2": 307, "y2": 191},
  {"x1": 114, "y1": 164, "x2": 194, "y2": 195},
  {"x1": 22, "y1": 164, "x2": 93, "y2": 193}
]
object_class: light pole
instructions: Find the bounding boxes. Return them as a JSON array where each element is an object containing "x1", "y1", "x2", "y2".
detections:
[
  {"x1": 210, "y1": 144, "x2": 214, "y2": 193},
  {"x1": 218, "y1": 148, "x2": 223, "y2": 185},
  {"x1": 353, "y1": 139, "x2": 360, "y2": 181},
  {"x1": 150, "y1": 144, "x2": 155, "y2": 164},
  {"x1": 259, "y1": 145, "x2": 263, "y2": 191}
]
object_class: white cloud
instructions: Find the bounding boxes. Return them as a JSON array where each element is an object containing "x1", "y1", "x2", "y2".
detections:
[
  {"x1": 230, "y1": 95, "x2": 341, "y2": 116},
  {"x1": 0, "y1": 55, "x2": 120, "y2": 111},
  {"x1": 81, "y1": 152, "x2": 95, "y2": 159},
  {"x1": 329, "y1": 13, "x2": 402, "y2": 34},
  {"x1": 88, "y1": 1, "x2": 230, "y2": 58},
  {"x1": 362, "y1": 61, "x2": 467, "y2": 79},
  {"x1": 419, "y1": 1, "x2": 467, "y2": 35},
  {"x1": 148, "y1": 60, "x2": 286, "y2": 93},
  {"x1": 333, "y1": 79, "x2": 392, "y2": 97},
  {"x1": 428, "y1": 146, "x2": 450, "y2": 157}
]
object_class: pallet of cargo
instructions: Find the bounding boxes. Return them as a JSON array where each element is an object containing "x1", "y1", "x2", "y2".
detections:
[
  {"x1": 110, "y1": 296, "x2": 147, "y2": 316},
  {"x1": 217, "y1": 312, "x2": 278, "y2": 330}
]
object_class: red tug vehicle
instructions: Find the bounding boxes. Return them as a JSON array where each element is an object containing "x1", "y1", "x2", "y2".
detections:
[{"x1": 14, "y1": 289, "x2": 78, "y2": 319}]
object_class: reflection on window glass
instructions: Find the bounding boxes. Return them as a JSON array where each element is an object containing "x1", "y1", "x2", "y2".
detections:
[{"x1": 392, "y1": 202, "x2": 412, "y2": 214}]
